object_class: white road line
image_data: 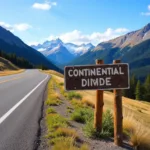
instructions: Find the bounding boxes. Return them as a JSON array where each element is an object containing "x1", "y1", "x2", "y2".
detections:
[{"x1": 0, "y1": 75, "x2": 49, "y2": 125}]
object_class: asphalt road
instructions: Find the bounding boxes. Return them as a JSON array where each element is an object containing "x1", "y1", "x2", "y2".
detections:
[{"x1": 0, "y1": 70, "x2": 50, "y2": 150}]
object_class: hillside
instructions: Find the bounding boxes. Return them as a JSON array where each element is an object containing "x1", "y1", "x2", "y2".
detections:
[
  {"x1": 0, "y1": 57, "x2": 19, "y2": 70},
  {"x1": 45, "y1": 71, "x2": 150, "y2": 150},
  {"x1": 0, "y1": 26, "x2": 60, "y2": 72},
  {"x1": 69, "y1": 23, "x2": 150, "y2": 79}
]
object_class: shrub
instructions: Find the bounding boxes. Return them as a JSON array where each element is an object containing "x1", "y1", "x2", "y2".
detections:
[
  {"x1": 83, "y1": 110, "x2": 114, "y2": 138},
  {"x1": 46, "y1": 107, "x2": 56, "y2": 114},
  {"x1": 52, "y1": 137, "x2": 89, "y2": 150},
  {"x1": 71, "y1": 99, "x2": 85, "y2": 108},
  {"x1": 102, "y1": 110, "x2": 114, "y2": 137},
  {"x1": 46, "y1": 114, "x2": 68, "y2": 132},
  {"x1": 68, "y1": 92, "x2": 82, "y2": 100},
  {"x1": 45, "y1": 99, "x2": 62, "y2": 106},
  {"x1": 71, "y1": 108, "x2": 93, "y2": 123},
  {"x1": 54, "y1": 127, "x2": 78, "y2": 139}
]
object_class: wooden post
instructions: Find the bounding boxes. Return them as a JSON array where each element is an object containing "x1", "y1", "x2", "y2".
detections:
[
  {"x1": 113, "y1": 60, "x2": 123, "y2": 146},
  {"x1": 94, "y1": 59, "x2": 104, "y2": 132}
]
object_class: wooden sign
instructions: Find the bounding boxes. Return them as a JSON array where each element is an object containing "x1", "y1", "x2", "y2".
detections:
[{"x1": 65, "y1": 64, "x2": 129, "y2": 91}]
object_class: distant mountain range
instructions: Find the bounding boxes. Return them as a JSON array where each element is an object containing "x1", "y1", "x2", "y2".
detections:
[
  {"x1": 0, "y1": 26, "x2": 60, "y2": 72},
  {"x1": 1, "y1": 22, "x2": 150, "y2": 79},
  {"x1": 69, "y1": 23, "x2": 150, "y2": 79},
  {"x1": 31, "y1": 38, "x2": 94, "y2": 65}
]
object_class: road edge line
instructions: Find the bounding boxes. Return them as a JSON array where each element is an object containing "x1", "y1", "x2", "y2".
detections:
[{"x1": 0, "y1": 75, "x2": 49, "y2": 124}]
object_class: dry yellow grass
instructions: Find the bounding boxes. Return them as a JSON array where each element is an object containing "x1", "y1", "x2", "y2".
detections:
[
  {"x1": 55, "y1": 127, "x2": 79, "y2": 139},
  {"x1": 123, "y1": 116, "x2": 150, "y2": 150},
  {"x1": 50, "y1": 73, "x2": 150, "y2": 133},
  {"x1": 44, "y1": 70, "x2": 64, "y2": 78},
  {"x1": 0, "y1": 69, "x2": 24, "y2": 76},
  {"x1": 45, "y1": 71, "x2": 150, "y2": 149},
  {"x1": 52, "y1": 137, "x2": 89, "y2": 150}
]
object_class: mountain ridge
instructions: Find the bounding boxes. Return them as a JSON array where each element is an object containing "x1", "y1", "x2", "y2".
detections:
[
  {"x1": 0, "y1": 26, "x2": 61, "y2": 72},
  {"x1": 31, "y1": 38, "x2": 94, "y2": 65},
  {"x1": 69, "y1": 23, "x2": 150, "y2": 79}
]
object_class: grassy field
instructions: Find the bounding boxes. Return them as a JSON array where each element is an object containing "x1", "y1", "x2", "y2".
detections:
[
  {"x1": 0, "y1": 70, "x2": 24, "y2": 76},
  {"x1": 43, "y1": 70, "x2": 150, "y2": 149},
  {"x1": 52, "y1": 74, "x2": 150, "y2": 130},
  {"x1": 0, "y1": 57, "x2": 24, "y2": 76}
]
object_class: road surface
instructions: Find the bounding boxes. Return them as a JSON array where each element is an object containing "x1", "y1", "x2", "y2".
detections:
[{"x1": 0, "y1": 70, "x2": 50, "y2": 150}]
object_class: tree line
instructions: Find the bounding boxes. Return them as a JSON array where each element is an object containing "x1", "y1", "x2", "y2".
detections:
[
  {"x1": 123, "y1": 75, "x2": 150, "y2": 102},
  {"x1": 0, "y1": 50, "x2": 49, "y2": 70}
]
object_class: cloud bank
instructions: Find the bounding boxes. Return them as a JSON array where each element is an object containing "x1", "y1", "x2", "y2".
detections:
[{"x1": 47, "y1": 28, "x2": 129, "y2": 45}]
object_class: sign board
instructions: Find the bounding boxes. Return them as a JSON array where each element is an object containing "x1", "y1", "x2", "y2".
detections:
[{"x1": 64, "y1": 64, "x2": 129, "y2": 90}]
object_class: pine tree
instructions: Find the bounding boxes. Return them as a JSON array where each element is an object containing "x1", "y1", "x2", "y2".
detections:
[
  {"x1": 135, "y1": 80, "x2": 142, "y2": 100},
  {"x1": 129, "y1": 75, "x2": 137, "y2": 99},
  {"x1": 144, "y1": 75, "x2": 150, "y2": 101}
]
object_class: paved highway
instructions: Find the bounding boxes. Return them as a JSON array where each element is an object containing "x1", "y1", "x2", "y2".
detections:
[{"x1": 0, "y1": 70, "x2": 50, "y2": 150}]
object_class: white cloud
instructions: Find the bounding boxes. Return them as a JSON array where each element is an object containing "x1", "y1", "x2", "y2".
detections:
[
  {"x1": 0, "y1": 21, "x2": 32, "y2": 32},
  {"x1": 0, "y1": 22, "x2": 14, "y2": 32},
  {"x1": 141, "y1": 5, "x2": 150, "y2": 16},
  {"x1": 14, "y1": 23, "x2": 32, "y2": 31},
  {"x1": 32, "y1": 1, "x2": 57, "y2": 10},
  {"x1": 47, "y1": 28, "x2": 129, "y2": 46}
]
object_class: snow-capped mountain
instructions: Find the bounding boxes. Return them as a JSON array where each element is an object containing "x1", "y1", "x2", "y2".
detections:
[
  {"x1": 64, "y1": 43, "x2": 94, "y2": 56},
  {"x1": 31, "y1": 38, "x2": 63, "y2": 51},
  {"x1": 41, "y1": 43, "x2": 75, "y2": 65},
  {"x1": 31, "y1": 38, "x2": 94, "y2": 65}
]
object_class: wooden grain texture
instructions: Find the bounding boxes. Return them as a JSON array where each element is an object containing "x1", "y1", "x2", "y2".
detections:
[
  {"x1": 94, "y1": 59, "x2": 104, "y2": 132},
  {"x1": 113, "y1": 60, "x2": 123, "y2": 146}
]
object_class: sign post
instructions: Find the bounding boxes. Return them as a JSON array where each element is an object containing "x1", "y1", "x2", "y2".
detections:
[
  {"x1": 64, "y1": 61, "x2": 129, "y2": 147},
  {"x1": 65, "y1": 64, "x2": 129, "y2": 90},
  {"x1": 113, "y1": 60, "x2": 123, "y2": 146},
  {"x1": 94, "y1": 60, "x2": 104, "y2": 132}
]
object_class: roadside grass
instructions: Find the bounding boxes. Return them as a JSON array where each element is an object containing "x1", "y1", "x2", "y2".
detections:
[
  {"x1": 67, "y1": 92, "x2": 82, "y2": 100},
  {"x1": 52, "y1": 137, "x2": 89, "y2": 150},
  {"x1": 51, "y1": 75, "x2": 114, "y2": 138},
  {"x1": 45, "y1": 72, "x2": 150, "y2": 149},
  {"x1": 46, "y1": 107, "x2": 56, "y2": 114},
  {"x1": 45, "y1": 105, "x2": 89, "y2": 149},
  {"x1": 123, "y1": 116, "x2": 150, "y2": 150},
  {"x1": 45, "y1": 80, "x2": 62, "y2": 106},
  {"x1": 44, "y1": 76, "x2": 89, "y2": 149},
  {"x1": 0, "y1": 69, "x2": 24, "y2": 76},
  {"x1": 44, "y1": 70, "x2": 64, "y2": 78},
  {"x1": 71, "y1": 107, "x2": 93, "y2": 123}
]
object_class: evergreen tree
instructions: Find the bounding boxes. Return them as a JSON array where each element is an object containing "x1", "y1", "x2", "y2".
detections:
[
  {"x1": 124, "y1": 75, "x2": 137, "y2": 99},
  {"x1": 135, "y1": 80, "x2": 142, "y2": 100},
  {"x1": 144, "y1": 75, "x2": 150, "y2": 101}
]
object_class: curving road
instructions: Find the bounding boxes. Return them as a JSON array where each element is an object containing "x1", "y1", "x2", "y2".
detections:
[{"x1": 0, "y1": 70, "x2": 50, "y2": 150}]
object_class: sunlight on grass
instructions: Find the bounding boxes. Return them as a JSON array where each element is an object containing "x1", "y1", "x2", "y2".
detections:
[
  {"x1": 44, "y1": 71, "x2": 150, "y2": 149},
  {"x1": 123, "y1": 116, "x2": 150, "y2": 150},
  {"x1": 0, "y1": 69, "x2": 24, "y2": 76}
]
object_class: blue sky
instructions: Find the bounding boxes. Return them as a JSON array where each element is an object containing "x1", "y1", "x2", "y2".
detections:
[{"x1": 0, "y1": 0, "x2": 150, "y2": 45}]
